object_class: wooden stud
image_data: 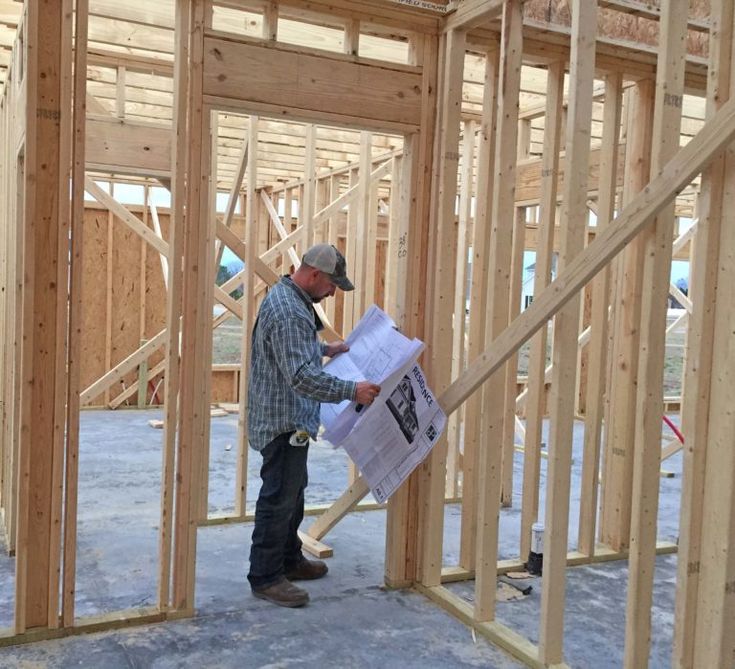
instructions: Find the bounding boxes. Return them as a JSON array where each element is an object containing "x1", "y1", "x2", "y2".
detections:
[
  {"x1": 159, "y1": 0, "x2": 191, "y2": 612},
  {"x1": 418, "y1": 25, "x2": 466, "y2": 589},
  {"x1": 438, "y1": 84, "x2": 735, "y2": 470},
  {"x1": 577, "y1": 71, "x2": 623, "y2": 557},
  {"x1": 61, "y1": 0, "x2": 89, "y2": 627},
  {"x1": 262, "y1": 1, "x2": 278, "y2": 41},
  {"x1": 171, "y1": 0, "x2": 212, "y2": 609},
  {"x1": 14, "y1": 0, "x2": 73, "y2": 631},
  {"x1": 691, "y1": 142, "x2": 735, "y2": 668},
  {"x1": 499, "y1": 204, "x2": 525, "y2": 507},
  {"x1": 302, "y1": 124, "x2": 316, "y2": 248},
  {"x1": 363, "y1": 138, "x2": 379, "y2": 310},
  {"x1": 459, "y1": 46, "x2": 498, "y2": 572},
  {"x1": 104, "y1": 189, "x2": 114, "y2": 406},
  {"x1": 599, "y1": 80, "x2": 655, "y2": 551},
  {"x1": 235, "y1": 116, "x2": 259, "y2": 518},
  {"x1": 446, "y1": 119, "x2": 475, "y2": 498},
  {"x1": 149, "y1": 192, "x2": 169, "y2": 289},
  {"x1": 474, "y1": 0, "x2": 522, "y2": 622},
  {"x1": 538, "y1": 2, "x2": 597, "y2": 661},
  {"x1": 213, "y1": 131, "x2": 248, "y2": 269},
  {"x1": 353, "y1": 132, "x2": 372, "y2": 321},
  {"x1": 519, "y1": 60, "x2": 564, "y2": 561},
  {"x1": 624, "y1": 2, "x2": 687, "y2": 664},
  {"x1": 674, "y1": 2, "x2": 734, "y2": 665},
  {"x1": 344, "y1": 18, "x2": 360, "y2": 57},
  {"x1": 116, "y1": 65, "x2": 125, "y2": 118},
  {"x1": 384, "y1": 32, "x2": 438, "y2": 589}
]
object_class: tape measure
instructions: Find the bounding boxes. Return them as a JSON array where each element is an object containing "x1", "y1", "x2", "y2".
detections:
[{"x1": 289, "y1": 430, "x2": 310, "y2": 447}]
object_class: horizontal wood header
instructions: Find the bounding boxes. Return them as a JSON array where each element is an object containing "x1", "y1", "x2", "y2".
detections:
[{"x1": 203, "y1": 34, "x2": 423, "y2": 132}]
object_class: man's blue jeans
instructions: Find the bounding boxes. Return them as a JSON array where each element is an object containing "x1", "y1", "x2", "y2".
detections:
[{"x1": 248, "y1": 432, "x2": 308, "y2": 589}]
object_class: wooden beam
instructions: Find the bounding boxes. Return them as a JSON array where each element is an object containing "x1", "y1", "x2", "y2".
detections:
[
  {"x1": 85, "y1": 117, "x2": 171, "y2": 176},
  {"x1": 202, "y1": 33, "x2": 423, "y2": 132},
  {"x1": 443, "y1": 0, "x2": 503, "y2": 33}
]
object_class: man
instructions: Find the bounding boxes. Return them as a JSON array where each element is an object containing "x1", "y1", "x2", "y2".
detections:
[{"x1": 247, "y1": 243, "x2": 381, "y2": 608}]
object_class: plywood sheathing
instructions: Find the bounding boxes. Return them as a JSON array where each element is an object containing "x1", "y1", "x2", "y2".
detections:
[
  {"x1": 523, "y1": 0, "x2": 709, "y2": 59},
  {"x1": 80, "y1": 206, "x2": 168, "y2": 406}
]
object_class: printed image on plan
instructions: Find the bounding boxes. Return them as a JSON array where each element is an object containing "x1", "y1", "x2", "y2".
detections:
[
  {"x1": 339, "y1": 362, "x2": 446, "y2": 504},
  {"x1": 320, "y1": 305, "x2": 423, "y2": 445}
]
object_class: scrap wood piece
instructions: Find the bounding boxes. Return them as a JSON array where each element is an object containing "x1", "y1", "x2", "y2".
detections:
[
  {"x1": 498, "y1": 575, "x2": 532, "y2": 596},
  {"x1": 496, "y1": 581, "x2": 527, "y2": 602},
  {"x1": 297, "y1": 531, "x2": 333, "y2": 559},
  {"x1": 148, "y1": 419, "x2": 164, "y2": 429},
  {"x1": 506, "y1": 571, "x2": 533, "y2": 579}
]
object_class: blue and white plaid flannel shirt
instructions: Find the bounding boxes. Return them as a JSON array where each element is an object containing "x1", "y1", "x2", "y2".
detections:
[{"x1": 247, "y1": 276, "x2": 356, "y2": 450}]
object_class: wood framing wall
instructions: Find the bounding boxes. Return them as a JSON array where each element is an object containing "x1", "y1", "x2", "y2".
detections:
[{"x1": 0, "y1": 1, "x2": 734, "y2": 668}]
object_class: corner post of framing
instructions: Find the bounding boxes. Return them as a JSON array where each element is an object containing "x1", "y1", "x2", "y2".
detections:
[
  {"x1": 14, "y1": 0, "x2": 73, "y2": 633},
  {"x1": 384, "y1": 33, "x2": 439, "y2": 589},
  {"x1": 416, "y1": 24, "x2": 466, "y2": 588}
]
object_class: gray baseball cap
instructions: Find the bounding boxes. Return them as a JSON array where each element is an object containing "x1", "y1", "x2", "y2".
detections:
[{"x1": 302, "y1": 243, "x2": 354, "y2": 291}]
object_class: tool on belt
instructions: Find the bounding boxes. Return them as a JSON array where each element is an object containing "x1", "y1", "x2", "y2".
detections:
[{"x1": 289, "y1": 430, "x2": 310, "y2": 447}]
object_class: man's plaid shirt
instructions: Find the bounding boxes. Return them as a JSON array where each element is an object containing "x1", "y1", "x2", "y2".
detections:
[{"x1": 248, "y1": 276, "x2": 356, "y2": 450}]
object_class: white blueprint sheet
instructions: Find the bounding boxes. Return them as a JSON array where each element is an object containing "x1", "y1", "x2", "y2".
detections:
[
  {"x1": 340, "y1": 361, "x2": 446, "y2": 503},
  {"x1": 320, "y1": 305, "x2": 423, "y2": 445}
]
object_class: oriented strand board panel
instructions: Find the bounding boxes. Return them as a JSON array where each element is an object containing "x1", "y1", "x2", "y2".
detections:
[
  {"x1": 144, "y1": 210, "x2": 170, "y2": 388},
  {"x1": 86, "y1": 118, "x2": 172, "y2": 176},
  {"x1": 111, "y1": 221, "x2": 143, "y2": 392},
  {"x1": 211, "y1": 369, "x2": 237, "y2": 403},
  {"x1": 79, "y1": 203, "x2": 171, "y2": 407},
  {"x1": 203, "y1": 36, "x2": 423, "y2": 130},
  {"x1": 80, "y1": 209, "x2": 111, "y2": 405}
]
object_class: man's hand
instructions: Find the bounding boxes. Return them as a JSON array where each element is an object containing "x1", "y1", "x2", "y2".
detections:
[
  {"x1": 355, "y1": 381, "x2": 381, "y2": 406},
  {"x1": 324, "y1": 341, "x2": 349, "y2": 358}
]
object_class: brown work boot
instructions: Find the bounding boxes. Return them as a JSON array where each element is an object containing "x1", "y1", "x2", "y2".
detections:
[
  {"x1": 285, "y1": 558, "x2": 328, "y2": 581},
  {"x1": 252, "y1": 578, "x2": 309, "y2": 608}
]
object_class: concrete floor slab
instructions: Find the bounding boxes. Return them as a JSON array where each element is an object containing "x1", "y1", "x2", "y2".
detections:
[{"x1": 0, "y1": 409, "x2": 685, "y2": 667}]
